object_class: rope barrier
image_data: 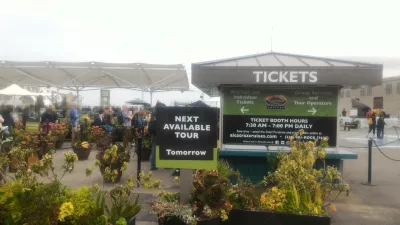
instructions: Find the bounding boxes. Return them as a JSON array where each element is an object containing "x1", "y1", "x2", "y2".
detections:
[{"x1": 371, "y1": 139, "x2": 400, "y2": 162}]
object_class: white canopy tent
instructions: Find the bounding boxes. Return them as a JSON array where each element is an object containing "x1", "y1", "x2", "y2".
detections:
[
  {"x1": 0, "y1": 84, "x2": 50, "y2": 112},
  {"x1": 0, "y1": 61, "x2": 189, "y2": 105}
]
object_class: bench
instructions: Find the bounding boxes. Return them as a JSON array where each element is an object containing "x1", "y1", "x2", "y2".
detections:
[
  {"x1": 219, "y1": 145, "x2": 357, "y2": 183},
  {"x1": 343, "y1": 122, "x2": 358, "y2": 131}
]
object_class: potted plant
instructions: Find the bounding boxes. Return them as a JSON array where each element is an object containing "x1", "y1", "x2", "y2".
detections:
[
  {"x1": 223, "y1": 130, "x2": 350, "y2": 225},
  {"x1": 151, "y1": 191, "x2": 197, "y2": 225},
  {"x1": 95, "y1": 144, "x2": 130, "y2": 183},
  {"x1": 135, "y1": 136, "x2": 152, "y2": 161},
  {"x1": 72, "y1": 122, "x2": 94, "y2": 160},
  {"x1": 53, "y1": 122, "x2": 68, "y2": 149},
  {"x1": 151, "y1": 162, "x2": 235, "y2": 225},
  {"x1": 38, "y1": 132, "x2": 57, "y2": 159}
]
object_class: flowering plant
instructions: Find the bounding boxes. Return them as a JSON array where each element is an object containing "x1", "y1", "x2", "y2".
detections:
[
  {"x1": 51, "y1": 122, "x2": 69, "y2": 141},
  {"x1": 260, "y1": 130, "x2": 350, "y2": 216},
  {"x1": 91, "y1": 126, "x2": 106, "y2": 141}
]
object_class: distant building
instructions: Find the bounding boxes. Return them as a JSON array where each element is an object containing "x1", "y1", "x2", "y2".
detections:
[{"x1": 339, "y1": 75, "x2": 400, "y2": 116}]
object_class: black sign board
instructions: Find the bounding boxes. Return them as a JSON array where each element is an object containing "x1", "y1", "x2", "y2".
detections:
[
  {"x1": 156, "y1": 107, "x2": 218, "y2": 169},
  {"x1": 223, "y1": 115, "x2": 337, "y2": 146}
]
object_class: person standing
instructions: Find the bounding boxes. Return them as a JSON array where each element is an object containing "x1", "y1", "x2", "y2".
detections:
[
  {"x1": 366, "y1": 109, "x2": 376, "y2": 138},
  {"x1": 377, "y1": 110, "x2": 386, "y2": 140},
  {"x1": 148, "y1": 102, "x2": 165, "y2": 170},
  {"x1": 93, "y1": 109, "x2": 105, "y2": 126},
  {"x1": 122, "y1": 104, "x2": 133, "y2": 147},
  {"x1": 103, "y1": 106, "x2": 114, "y2": 134},
  {"x1": 342, "y1": 108, "x2": 347, "y2": 117},
  {"x1": 69, "y1": 104, "x2": 80, "y2": 145}
]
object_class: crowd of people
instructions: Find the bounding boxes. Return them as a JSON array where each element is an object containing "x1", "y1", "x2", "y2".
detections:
[{"x1": 366, "y1": 108, "x2": 386, "y2": 139}]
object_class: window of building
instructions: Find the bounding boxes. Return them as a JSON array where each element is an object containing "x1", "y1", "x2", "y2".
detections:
[
  {"x1": 373, "y1": 97, "x2": 383, "y2": 109},
  {"x1": 360, "y1": 87, "x2": 365, "y2": 96},
  {"x1": 367, "y1": 86, "x2": 372, "y2": 96},
  {"x1": 386, "y1": 83, "x2": 392, "y2": 95},
  {"x1": 346, "y1": 90, "x2": 350, "y2": 97},
  {"x1": 397, "y1": 83, "x2": 400, "y2": 94}
]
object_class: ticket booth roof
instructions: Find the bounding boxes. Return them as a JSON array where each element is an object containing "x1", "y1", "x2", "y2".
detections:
[{"x1": 192, "y1": 52, "x2": 383, "y2": 96}]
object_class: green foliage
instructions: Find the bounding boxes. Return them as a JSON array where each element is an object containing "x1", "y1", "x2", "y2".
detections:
[
  {"x1": 260, "y1": 130, "x2": 350, "y2": 215},
  {"x1": 138, "y1": 171, "x2": 161, "y2": 189},
  {"x1": 190, "y1": 161, "x2": 233, "y2": 221},
  {"x1": 107, "y1": 184, "x2": 141, "y2": 224}
]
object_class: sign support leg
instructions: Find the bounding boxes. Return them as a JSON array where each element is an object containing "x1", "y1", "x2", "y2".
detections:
[{"x1": 179, "y1": 169, "x2": 193, "y2": 204}]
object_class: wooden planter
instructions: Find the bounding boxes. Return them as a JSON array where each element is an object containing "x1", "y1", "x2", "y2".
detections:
[
  {"x1": 72, "y1": 146, "x2": 92, "y2": 160},
  {"x1": 159, "y1": 216, "x2": 220, "y2": 225},
  {"x1": 99, "y1": 162, "x2": 124, "y2": 183},
  {"x1": 221, "y1": 209, "x2": 331, "y2": 225}
]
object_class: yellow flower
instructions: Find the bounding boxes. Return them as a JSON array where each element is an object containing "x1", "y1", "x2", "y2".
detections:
[
  {"x1": 81, "y1": 142, "x2": 89, "y2": 148},
  {"x1": 58, "y1": 202, "x2": 74, "y2": 222},
  {"x1": 113, "y1": 169, "x2": 119, "y2": 175}
]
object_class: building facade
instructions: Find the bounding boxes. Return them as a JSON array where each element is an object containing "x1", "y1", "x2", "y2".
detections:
[{"x1": 339, "y1": 76, "x2": 400, "y2": 116}]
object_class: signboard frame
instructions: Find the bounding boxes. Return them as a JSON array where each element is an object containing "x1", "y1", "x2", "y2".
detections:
[
  {"x1": 155, "y1": 106, "x2": 218, "y2": 170},
  {"x1": 220, "y1": 85, "x2": 341, "y2": 149}
]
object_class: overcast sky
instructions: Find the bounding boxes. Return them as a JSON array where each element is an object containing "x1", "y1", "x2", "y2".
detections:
[{"x1": 1, "y1": 0, "x2": 400, "y2": 106}]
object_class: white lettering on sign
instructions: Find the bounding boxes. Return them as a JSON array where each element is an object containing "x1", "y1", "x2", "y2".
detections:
[
  {"x1": 254, "y1": 71, "x2": 318, "y2": 83},
  {"x1": 163, "y1": 115, "x2": 211, "y2": 139}
]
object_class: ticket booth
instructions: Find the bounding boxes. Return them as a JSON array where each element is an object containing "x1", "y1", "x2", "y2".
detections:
[{"x1": 192, "y1": 52, "x2": 383, "y2": 182}]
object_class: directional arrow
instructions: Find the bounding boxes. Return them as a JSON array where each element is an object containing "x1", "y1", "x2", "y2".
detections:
[
  {"x1": 308, "y1": 107, "x2": 317, "y2": 115},
  {"x1": 241, "y1": 106, "x2": 249, "y2": 114}
]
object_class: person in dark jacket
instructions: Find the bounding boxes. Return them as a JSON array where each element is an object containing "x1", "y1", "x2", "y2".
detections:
[
  {"x1": 41, "y1": 106, "x2": 56, "y2": 123},
  {"x1": 148, "y1": 102, "x2": 166, "y2": 170},
  {"x1": 377, "y1": 110, "x2": 386, "y2": 140},
  {"x1": 22, "y1": 107, "x2": 30, "y2": 129},
  {"x1": 2, "y1": 108, "x2": 15, "y2": 137},
  {"x1": 92, "y1": 109, "x2": 105, "y2": 126}
]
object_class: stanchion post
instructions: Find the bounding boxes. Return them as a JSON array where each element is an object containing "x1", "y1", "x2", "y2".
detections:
[
  {"x1": 136, "y1": 134, "x2": 142, "y2": 188},
  {"x1": 367, "y1": 138, "x2": 372, "y2": 184},
  {"x1": 362, "y1": 138, "x2": 376, "y2": 186}
]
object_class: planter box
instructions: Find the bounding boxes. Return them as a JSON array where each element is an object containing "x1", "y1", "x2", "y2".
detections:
[
  {"x1": 158, "y1": 216, "x2": 220, "y2": 225},
  {"x1": 221, "y1": 209, "x2": 330, "y2": 225},
  {"x1": 72, "y1": 146, "x2": 92, "y2": 160}
]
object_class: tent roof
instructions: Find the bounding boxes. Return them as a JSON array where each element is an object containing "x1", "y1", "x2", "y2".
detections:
[
  {"x1": 0, "y1": 84, "x2": 45, "y2": 96},
  {"x1": 0, "y1": 61, "x2": 189, "y2": 92},
  {"x1": 192, "y1": 52, "x2": 383, "y2": 97},
  {"x1": 195, "y1": 51, "x2": 382, "y2": 67}
]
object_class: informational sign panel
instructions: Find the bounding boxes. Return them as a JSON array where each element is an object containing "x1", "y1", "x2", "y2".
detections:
[
  {"x1": 156, "y1": 107, "x2": 218, "y2": 169},
  {"x1": 223, "y1": 87, "x2": 338, "y2": 147},
  {"x1": 100, "y1": 90, "x2": 110, "y2": 108}
]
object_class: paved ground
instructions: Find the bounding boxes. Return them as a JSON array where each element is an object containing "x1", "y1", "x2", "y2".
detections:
[
  {"x1": 330, "y1": 127, "x2": 400, "y2": 225},
  {"x1": 5, "y1": 126, "x2": 400, "y2": 225}
]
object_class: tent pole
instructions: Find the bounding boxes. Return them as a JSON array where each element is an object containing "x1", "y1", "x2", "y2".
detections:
[
  {"x1": 150, "y1": 91, "x2": 153, "y2": 106},
  {"x1": 76, "y1": 89, "x2": 80, "y2": 109}
]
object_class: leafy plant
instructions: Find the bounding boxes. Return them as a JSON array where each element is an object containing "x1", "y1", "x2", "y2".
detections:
[
  {"x1": 190, "y1": 161, "x2": 234, "y2": 221},
  {"x1": 260, "y1": 130, "x2": 350, "y2": 216}
]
